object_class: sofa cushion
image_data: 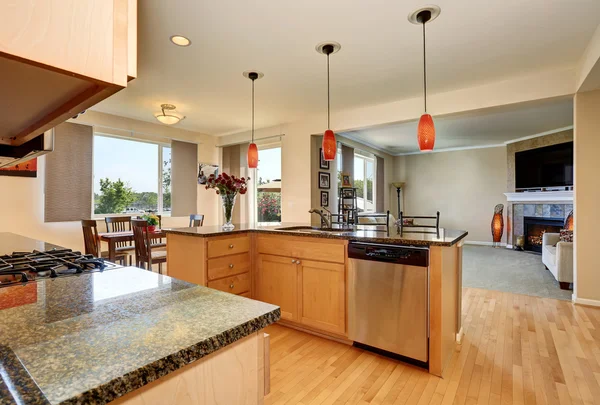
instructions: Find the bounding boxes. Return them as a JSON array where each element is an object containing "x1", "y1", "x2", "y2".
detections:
[
  {"x1": 544, "y1": 245, "x2": 557, "y2": 265},
  {"x1": 559, "y1": 229, "x2": 573, "y2": 243}
]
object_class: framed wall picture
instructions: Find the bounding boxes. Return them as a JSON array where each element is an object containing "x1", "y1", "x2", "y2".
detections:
[
  {"x1": 341, "y1": 172, "x2": 351, "y2": 187},
  {"x1": 198, "y1": 163, "x2": 219, "y2": 184},
  {"x1": 320, "y1": 191, "x2": 329, "y2": 207},
  {"x1": 318, "y1": 172, "x2": 330, "y2": 189},
  {"x1": 319, "y1": 148, "x2": 330, "y2": 170},
  {"x1": 342, "y1": 188, "x2": 354, "y2": 198}
]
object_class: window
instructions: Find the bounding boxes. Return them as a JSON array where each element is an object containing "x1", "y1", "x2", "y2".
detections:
[
  {"x1": 93, "y1": 135, "x2": 171, "y2": 216},
  {"x1": 256, "y1": 147, "x2": 282, "y2": 224},
  {"x1": 354, "y1": 154, "x2": 376, "y2": 212}
]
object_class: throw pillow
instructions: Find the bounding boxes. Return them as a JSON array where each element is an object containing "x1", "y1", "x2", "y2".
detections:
[{"x1": 559, "y1": 229, "x2": 573, "y2": 243}]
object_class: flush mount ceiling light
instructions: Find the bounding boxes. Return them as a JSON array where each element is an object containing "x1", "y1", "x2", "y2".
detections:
[
  {"x1": 409, "y1": 5, "x2": 440, "y2": 152},
  {"x1": 316, "y1": 41, "x2": 341, "y2": 161},
  {"x1": 154, "y1": 104, "x2": 185, "y2": 125},
  {"x1": 170, "y1": 35, "x2": 191, "y2": 47},
  {"x1": 243, "y1": 71, "x2": 264, "y2": 169}
]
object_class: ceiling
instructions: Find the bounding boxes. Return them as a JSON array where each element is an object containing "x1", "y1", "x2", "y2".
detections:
[
  {"x1": 93, "y1": 0, "x2": 600, "y2": 136},
  {"x1": 341, "y1": 98, "x2": 574, "y2": 154}
]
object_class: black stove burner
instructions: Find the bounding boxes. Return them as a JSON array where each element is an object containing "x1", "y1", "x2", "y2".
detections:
[{"x1": 0, "y1": 248, "x2": 120, "y2": 288}]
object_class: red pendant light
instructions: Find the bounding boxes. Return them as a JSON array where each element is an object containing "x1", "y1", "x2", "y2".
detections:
[
  {"x1": 316, "y1": 42, "x2": 341, "y2": 161},
  {"x1": 243, "y1": 71, "x2": 264, "y2": 168},
  {"x1": 410, "y1": 8, "x2": 440, "y2": 151}
]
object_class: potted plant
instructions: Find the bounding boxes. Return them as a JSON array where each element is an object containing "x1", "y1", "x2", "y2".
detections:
[
  {"x1": 205, "y1": 173, "x2": 249, "y2": 230},
  {"x1": 141, "y1": 213, "x2": 159, "y2": 232}
]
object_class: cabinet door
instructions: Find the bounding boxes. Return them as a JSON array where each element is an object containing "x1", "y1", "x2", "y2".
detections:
[
  {"x1": 256, "y1": 254, "x2": 298, "y2": 321},
  {"x1": 298, "y1": 259, "x2": 346, "y2": 335}
]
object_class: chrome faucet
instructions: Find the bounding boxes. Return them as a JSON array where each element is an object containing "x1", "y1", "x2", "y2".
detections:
[{"x1": 308, "y1": 208, "x2": 331, "y2": 229}]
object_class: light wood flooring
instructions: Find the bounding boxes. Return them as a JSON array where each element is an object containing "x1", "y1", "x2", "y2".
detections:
[{"x1": 264, "y1": 287, "x2": 600, "y2": 405}]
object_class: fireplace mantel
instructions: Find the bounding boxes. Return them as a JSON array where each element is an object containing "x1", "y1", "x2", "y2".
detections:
[{"x1": 504, "y1": 191, "x2": 573, "y2": 202}]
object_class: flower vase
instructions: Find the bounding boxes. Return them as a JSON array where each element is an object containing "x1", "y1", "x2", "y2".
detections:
[
  {"x1": 147, "y1": 225, "x2": 156, "y2": 233},
  {"x1": 221, "y1": 194, "x2": 237, "y2": 230}
]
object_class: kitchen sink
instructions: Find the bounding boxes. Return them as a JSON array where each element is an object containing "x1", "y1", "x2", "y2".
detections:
[{"x1": 275, "y1": 226, "x2": 353, "y2": 235}]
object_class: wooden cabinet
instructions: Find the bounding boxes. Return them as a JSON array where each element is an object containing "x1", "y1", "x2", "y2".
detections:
[
  {"x1": 256, "y1": 254, "x2": 298, "y2": 321},
  {"x1": 0, "y1": 0, "x2": 137, "y2": 146},
  {"x1": 298, "y1": 259, "x2": 346, "y2": 335}
]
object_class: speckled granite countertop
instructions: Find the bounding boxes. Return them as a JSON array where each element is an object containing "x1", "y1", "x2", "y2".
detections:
[
  {"x1": 0, "y1": 267, "x2": 280, "y2": 405},
  {"x1": 164, "y1": 223, "x2": 468, "y2": 247}
]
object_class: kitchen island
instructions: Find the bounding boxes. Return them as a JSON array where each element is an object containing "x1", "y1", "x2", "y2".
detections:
[
  {"x1": 0, "y1": 233, "x2": 280, "y2": 405},
  {"x1": 165, "y1": 223, "x2": 467, "y2": 378}
]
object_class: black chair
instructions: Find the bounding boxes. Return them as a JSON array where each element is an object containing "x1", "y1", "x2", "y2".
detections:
[
  {"x1": 399, "y1": 211, "x2": 440, "y2": 237},
  {"x1": 356, "y1": 211, "x2": 390, "y2": 231}
]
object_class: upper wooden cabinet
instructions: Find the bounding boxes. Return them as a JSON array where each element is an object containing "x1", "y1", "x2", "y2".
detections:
[{"x1": 0, "y1": 0, "x2": 137, "y2": 146}]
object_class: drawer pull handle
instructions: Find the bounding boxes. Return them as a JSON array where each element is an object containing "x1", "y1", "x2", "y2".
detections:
[
  {"x1": 229, "y1": 264, "x2": 234, "y2": 268},
  {"x1": 229, "y1": 244, "x2": 234, "y2": 249},
  {"x1": 291, "y1": 259, "x2": 296, "y2": 264},
  {"x1": 296, "y1": 260, "x2": 301, "y2": 265},
  {"x1": 229, "y1": 283, "x2": 235, "y2": 289}
]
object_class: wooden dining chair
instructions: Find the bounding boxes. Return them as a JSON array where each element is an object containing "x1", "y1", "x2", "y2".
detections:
[
  {"x1": 132, "y1": 219, "x2": 166, "y2": 274},
  {"x1": 81, "y1": 220, "x2": 126, "y2": 265},
  {"x1": 189, "y1": 214, "x2": 205, "y2": 227},
  {"x1": 105, "y1": 216, "x2": 135, "y2": 263}
]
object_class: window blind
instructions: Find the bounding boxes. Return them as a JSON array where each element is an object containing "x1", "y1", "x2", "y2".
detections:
[
  {"x1": 44, "y1": 122, "x2": 93, "y2": 222},
  {"x1": 341, "y1": 144, "x2": 354, "y2": 184},
  {"x1": 171, "y1": 140, "x2": 198, "y2": 217},
  {"x1": 376, "y1": 155, "x2": 385, "y2": 212}
]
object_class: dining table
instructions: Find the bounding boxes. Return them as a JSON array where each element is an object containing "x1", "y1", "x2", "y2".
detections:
[{"x1": 98, "y1": 229, "x2": 167, "y2": 263}]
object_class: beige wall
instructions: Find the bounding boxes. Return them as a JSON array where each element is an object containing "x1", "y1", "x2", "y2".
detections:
[
  {"x1": 0, "y1": 111, "x2": 219, "y2": 250},
  {"x1": 574, "y1": 89, "x2": 600, "y2": 303},
  {"x1": 392, "y1": 146, "x2": 508, "y2": 242}
]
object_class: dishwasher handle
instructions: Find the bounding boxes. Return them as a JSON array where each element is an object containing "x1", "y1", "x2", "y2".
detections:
[{"x1": 348, "y1": 242, "x2": 429, "y2": 267}]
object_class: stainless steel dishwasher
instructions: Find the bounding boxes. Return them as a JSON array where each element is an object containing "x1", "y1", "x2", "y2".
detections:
[{"x1": 348, "y1": 242, "x2": 429, "y2": 362}]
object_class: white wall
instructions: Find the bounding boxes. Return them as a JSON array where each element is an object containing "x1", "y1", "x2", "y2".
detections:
[
  {"x1": 0, "y1": 111, "x2": 219, "y2": 250},
  {"x1": 392, "y1": 146, "x2": 508, "y2": 242}
]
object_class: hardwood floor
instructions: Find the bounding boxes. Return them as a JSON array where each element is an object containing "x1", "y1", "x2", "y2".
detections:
[{"x1": 264, "y1": 287, "x2": 600, "y2": 405}]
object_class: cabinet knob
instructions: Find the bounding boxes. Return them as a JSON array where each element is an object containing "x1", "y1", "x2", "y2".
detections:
[
  {"x1": 229, "y1": 244, "x2": 234, "y2": 249},
  {"x1": 229, "y1": 283, "x2": 235, "y2": 289},
  {"x1": 296, "y1": 260, "x2": 301, "y2": 265},
  {"x1": 229, "y1": 264, "x2": 234, "y2": 268},
  {"x1": 292, "y1": 259, "x2": 296, "y2": 264}
]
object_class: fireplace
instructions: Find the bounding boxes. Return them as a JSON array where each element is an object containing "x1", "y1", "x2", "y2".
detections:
[{"x1": 523, "y1": 216, "x2": 564, "y2": 253}]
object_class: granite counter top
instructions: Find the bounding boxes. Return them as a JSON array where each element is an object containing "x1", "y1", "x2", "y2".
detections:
[
  {"x1": 0, "y1": 267, "x2": 280, "y2": 405},
  {"x1": 164, "y1": 223, "x2": 468, "y2": 247}
]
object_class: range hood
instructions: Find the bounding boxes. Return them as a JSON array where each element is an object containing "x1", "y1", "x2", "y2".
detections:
[{"x1": 0, "y1": 130, "x2": 54, "y2": 168}]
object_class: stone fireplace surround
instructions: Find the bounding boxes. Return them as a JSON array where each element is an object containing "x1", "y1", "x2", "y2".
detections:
[{"x1": 511, "y1": 203, "x2": 572, "y2": 248}]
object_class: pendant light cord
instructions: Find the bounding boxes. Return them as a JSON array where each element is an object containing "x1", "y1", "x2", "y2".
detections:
[
  {"x1": 422, "y1": 21, "x2": 427, "y2": 113},
  {"x1": 251, "y1": 78, "x2": 255, "y2": 143},
  {"x1": 327, "y1": 52, "x2": 331, "y2": 130}
]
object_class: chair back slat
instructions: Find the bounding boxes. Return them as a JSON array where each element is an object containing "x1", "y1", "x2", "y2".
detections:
[
  {"x1": 105, "y1": 216, "x2": 132, "y2": 248},
  {"x1": 81, "y1": 220, "x2": 100, "y2": 257},
  {"x1": 189, "y1": 214, "x2": 205, "y2": 227},
  {"x1": 132, "y1": 219, "x2": 151, "y2": 264}
]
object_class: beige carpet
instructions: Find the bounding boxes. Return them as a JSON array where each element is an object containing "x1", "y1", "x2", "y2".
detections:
[{"x1": 462, "y1": 245, "x2": 572, "y2": 301}]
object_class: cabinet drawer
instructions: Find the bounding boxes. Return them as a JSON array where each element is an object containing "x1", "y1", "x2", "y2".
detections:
[
  {"x1": 208, "y1": 273, "x2": 250, "y2": 295},
  {"x1": 257, "y1": 236, "x2": 345, "y2": 263},
  {"x1": 207, "y1": 253, "x2": 251, "y2": 280},
  {"x1": 207, "y1": 235, "x2": 250, "y2": 258}
]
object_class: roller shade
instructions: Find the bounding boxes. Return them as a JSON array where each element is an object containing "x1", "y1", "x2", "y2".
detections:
[
  {"x1": 44, "y1": 122, "x2": 93, "y2": 222},
  {"x1": 171, "y1": 140, "x2": 198, "y2": 216},
  {"x1": 376, "y1": 155, "x2": 384, "y2": 212}
]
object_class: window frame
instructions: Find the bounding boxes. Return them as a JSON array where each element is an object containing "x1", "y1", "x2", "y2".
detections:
[
  {"x1": 354, "y1": 153, "x2": 377, "y2": 213},
  {"x1": 254, "y1": 143, "x2": 282, "y2": 225},
  {"x1": 92, "y1": 132, "x2": 172, "y2": 218}
]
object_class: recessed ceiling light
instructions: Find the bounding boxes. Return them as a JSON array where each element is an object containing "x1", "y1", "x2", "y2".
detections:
[
  {"x1": 154, "y1": 104, "x2": 185, "y2": 125},
  {"x1": 170, "y1": 35, "x2": 191, "y2": 47}
]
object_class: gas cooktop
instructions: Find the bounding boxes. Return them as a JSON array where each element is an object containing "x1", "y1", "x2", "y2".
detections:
[{"x1": 0, "y1": 248, "x2": 121, "y2": 288}]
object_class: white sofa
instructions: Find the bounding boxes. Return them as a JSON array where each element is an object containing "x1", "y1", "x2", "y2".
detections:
[{"x1": 542, "y1": 233, "x2": 573, "y2": 290}]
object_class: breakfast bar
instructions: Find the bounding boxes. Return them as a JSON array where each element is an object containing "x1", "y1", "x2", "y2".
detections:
[{"x1": 165, "y1": 223, "x2": 467, "y2": 377}]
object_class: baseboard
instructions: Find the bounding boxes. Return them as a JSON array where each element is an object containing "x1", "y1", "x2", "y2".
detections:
[
  {"x1": 464, "y1": 241, "x2": 507, "y2": 247},
  {"x1": 456, "y1": 327, "x2": 464, "y2": 344},
  {"x1": 572, "y1": 295, "x2": 600, "y2": 307}
]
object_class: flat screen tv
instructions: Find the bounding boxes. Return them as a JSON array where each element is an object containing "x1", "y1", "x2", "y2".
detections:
[{"x1": 515, "y1": 141, "x2": 573, "y2": 190}]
